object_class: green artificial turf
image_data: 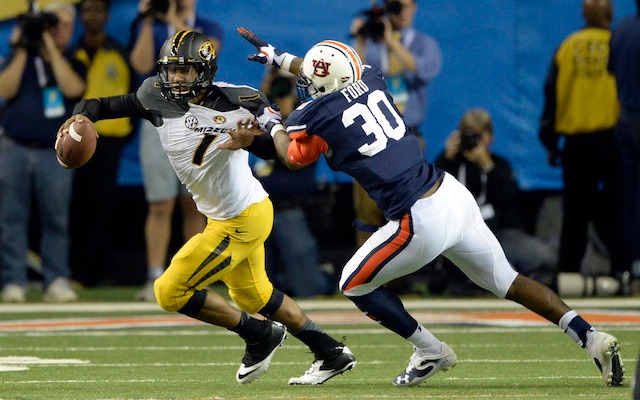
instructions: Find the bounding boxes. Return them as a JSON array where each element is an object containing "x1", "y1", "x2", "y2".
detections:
[{"x1": 0, "y1": 290, "x2": 637, "y2": 399}]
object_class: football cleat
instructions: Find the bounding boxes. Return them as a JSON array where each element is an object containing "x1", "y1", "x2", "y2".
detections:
[
  {"x1": 586, "y1": 331, "x2": 625, "y2": 386},
  {"x1": 288, "y1": 345, "x2": 356, "y2": 385},
  {"x1": 393, "y1": 342, "x2": 457, "y2": 387},
  {"x1": 236, "y1": 321, "x2": 287, "y2": 384}
]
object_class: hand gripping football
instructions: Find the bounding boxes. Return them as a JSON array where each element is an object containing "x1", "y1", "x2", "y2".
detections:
[{"x1": 55, "y1": 119, "x2": 98, "y2": 169}]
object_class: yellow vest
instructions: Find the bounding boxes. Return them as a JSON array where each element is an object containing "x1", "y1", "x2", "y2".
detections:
[
  {"x1": 75, "y1": 45, "x2": 132, "y2": 137},
  {"x1": 554, "y1": 28, "x2": 619, "y2": 134}
]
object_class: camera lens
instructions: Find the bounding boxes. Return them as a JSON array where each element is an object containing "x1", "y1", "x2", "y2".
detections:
[{"x1": 460, "y1": 130, "x2": 481, "y2": 151}]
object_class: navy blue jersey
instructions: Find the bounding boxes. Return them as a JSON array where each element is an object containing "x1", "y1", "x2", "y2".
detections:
[{"x1": 287, "y1": 66, "x2": 443, "y2": 220}]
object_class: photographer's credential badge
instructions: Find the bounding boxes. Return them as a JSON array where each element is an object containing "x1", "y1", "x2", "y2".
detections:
[
  {"x1": 43, "y1": 87, "x2": 65, "y2": 119},
  {"x1": 387, "y1": 74, "x2": 408, "y2": 110}
]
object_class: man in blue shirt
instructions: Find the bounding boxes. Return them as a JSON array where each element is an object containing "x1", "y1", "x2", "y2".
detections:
[{"x1": 0, "y1": 2, "x2": 86, "y2": 303}]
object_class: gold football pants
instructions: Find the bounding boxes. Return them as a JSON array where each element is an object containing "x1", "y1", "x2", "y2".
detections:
[{"x1": 154, "y1": 197, "x2": 274, "y2": 314}]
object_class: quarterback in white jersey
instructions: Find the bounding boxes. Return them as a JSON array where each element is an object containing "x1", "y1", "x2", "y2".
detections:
[
  {"x1": 57, "y1": 30, "x2": 356, "y2": 386},
  {"x1": 135, "y1": 78, "x2": 269, "y2": 220}
]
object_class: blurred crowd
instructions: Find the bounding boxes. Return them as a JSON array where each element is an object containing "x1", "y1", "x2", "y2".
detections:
[{"x1": 0, "y1": 0, "x2": 639, "y2": 303}]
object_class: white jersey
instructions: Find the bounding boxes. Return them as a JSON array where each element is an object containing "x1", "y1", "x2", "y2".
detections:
[{"x1": 137, "y1": 79, "x2": 268, "y2": 220}]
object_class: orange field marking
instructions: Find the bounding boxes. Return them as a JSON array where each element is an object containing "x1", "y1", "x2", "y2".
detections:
[{"x1": 0, "y1": 309, "x2": 638, "y2": 331}]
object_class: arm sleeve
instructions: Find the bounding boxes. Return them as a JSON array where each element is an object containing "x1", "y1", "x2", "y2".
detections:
[
  {"x1": 539, "y1": 54, "x2": 560, "y2": 152},
  {"x1": 287, "y1": 132, "x2": 329, "y2": 167},
  {"x1": 246, "y1": 133, "x2": 278, "y2": 160},
  {"x1": 72, "y1": 93, "x2": 153, "y2": 122}
]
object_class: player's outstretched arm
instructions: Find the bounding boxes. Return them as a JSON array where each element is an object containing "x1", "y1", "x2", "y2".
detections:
[{"x1": 237, "y1": 27, "x2": 302, "y2": 76}]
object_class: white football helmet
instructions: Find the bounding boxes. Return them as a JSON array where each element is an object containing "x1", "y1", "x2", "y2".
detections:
[{"x1": 296, "y1": 40, "x2": 363, "y2": 100}]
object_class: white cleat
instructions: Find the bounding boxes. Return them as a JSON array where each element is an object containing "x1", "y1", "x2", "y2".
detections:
[
  {"x1": 393, "y1": 342, "x2": 457, "y2": 387},
  {"x1": 586, "y1": 331, "x2": 625, "y2": 386},
  {"x1": 288, "y1": 345, "x2": 356, "y2": 385}
]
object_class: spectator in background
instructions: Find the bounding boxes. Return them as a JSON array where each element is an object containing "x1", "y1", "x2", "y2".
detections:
[
  {"x1": 539, "y1": 0, "x2": 624, "y2": 289},
  {"x1": 69, "y1": 0, "x2": 133, "y2": 287},
  {"x1": 0, "y1": 2, "x2": 85, "y2": 303},
  {"x1": 350, "y1": 0, "x2": 441, "y2": 247},
  {"x1": 435, "y1": 109, "x2": 558, "y2": 292},
  {"x1": 608, "y1": 0, "x2": 640, "y2": 295},
  {"x1": 254, "y1": 69, "x2": 335, "y2": 298},
  {"x1": 128, "y1": 0, "x2": 223, "y2": 301}
]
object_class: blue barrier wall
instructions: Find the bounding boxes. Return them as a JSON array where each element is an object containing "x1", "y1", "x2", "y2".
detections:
[{"x1": 1, "y1": 0, "x2": 636, "y2": 189}]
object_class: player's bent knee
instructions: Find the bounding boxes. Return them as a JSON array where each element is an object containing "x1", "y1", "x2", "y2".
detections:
[
  {"x1": 154, "y1": 276, "x2": 192, "y2": 312},
  {"x1": 229, "y1": 291, "x2": 269, "y2": 314},
  {"x1": 258, "y1": 289, "x2": 284, "y2": 319}
]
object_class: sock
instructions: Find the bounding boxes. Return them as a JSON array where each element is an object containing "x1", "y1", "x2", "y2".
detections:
[
  {"x1": 348, "y1": 286, "x2": 418, "y2": 338},
  {"x1": 228, "y1": 311, "x2": 269, "y2": 343},
  {"x1": 559, "y1": 310, "x2": 594, "y2": 348},
  {"x1": 407, "y1": 324, "x2": 442, "y2": 355},
  {"x1": 148, "y1": 266, "x2": 164, "y2": 281},
  {"x1": 291, "y1": 319, "x2": 340, "y2": 356}
]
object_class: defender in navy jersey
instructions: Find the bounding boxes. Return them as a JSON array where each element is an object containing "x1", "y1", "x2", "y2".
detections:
[
  {"x1": 286, "y1": 64, "x2": 441, "y2": 220},
  {"x1": 57, "y1": 30, "x2": 356, "y2": 385},
  {"x1": 231, "y1": 28, "x2": 625, "y2": 388}
]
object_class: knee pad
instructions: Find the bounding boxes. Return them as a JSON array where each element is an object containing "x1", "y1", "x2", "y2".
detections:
[
  {"x1": 178, "y1": 290, "x2": 207, "y2": 318},
  {"x1": 258, "y1": 288, "x2": 284, "y2": 318},
  {"x1": 154, "y1": 275, "x2": 192, "y2": 312}
]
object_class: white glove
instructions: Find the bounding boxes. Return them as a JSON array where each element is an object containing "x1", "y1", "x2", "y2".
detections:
[{"x1": 256, "y1": 104, "x2": 284, "y2": 138}]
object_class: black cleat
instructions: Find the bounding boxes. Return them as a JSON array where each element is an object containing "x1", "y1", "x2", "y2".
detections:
[{"x1": 236, "y1": 321, "x2": 287, "y2": 384}]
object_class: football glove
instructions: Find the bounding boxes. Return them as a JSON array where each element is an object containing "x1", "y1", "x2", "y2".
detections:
[
  {"x1": 237, "y1": 27, "x2": 293, "y2": 70},
  {"x1": 256, "y1": 104, "x2": 284, "y2": 138}
]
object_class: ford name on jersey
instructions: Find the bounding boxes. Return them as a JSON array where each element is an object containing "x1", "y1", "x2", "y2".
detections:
[{"x1": 340, "y1": 80, "x2": 370, "y2": 103}]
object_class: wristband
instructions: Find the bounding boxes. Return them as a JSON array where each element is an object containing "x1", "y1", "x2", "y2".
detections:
[
  {"x1": 279, "y1": 53, "x2": 296, "y2": 72},
  {"x1": 269, "y1": 123, "x2": 285, "y2": 138}
]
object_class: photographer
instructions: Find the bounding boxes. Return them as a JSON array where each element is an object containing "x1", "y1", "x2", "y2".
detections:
[
  {"x1": 128, "y1": 0, "x2": 224, "y2": 302},
  {"x1": 350, "y1": 0, "x2": 441, "y2": 145},
  {"x1": 434, "y1": 109, "x2": 558, "y2": 293},
  {"x1": 0, "y1": 2, "x2": 86, "y2": 303}
]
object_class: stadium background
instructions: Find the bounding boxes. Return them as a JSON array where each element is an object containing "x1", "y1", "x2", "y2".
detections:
[
  {"x1": 0, "y1": 1, "x2": 636, "y2": 284},
  {"x1": 1, "y1": 0, "x2": 636, "y2": 190}
]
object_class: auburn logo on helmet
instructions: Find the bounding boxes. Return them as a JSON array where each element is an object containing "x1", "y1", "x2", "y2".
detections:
[{"x1": 312, "y1": 59, "x2": 331, "y2": 77}]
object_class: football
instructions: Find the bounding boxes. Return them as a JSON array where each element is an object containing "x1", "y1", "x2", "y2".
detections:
[{"x1": 55, "y1": 120, "x2": 98, "y2": 169}]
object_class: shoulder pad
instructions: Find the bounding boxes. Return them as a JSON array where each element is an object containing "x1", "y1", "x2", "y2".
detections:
[
  {"x1": 136, "y1": 77, "x2": 188, "y2": 120},
  {"x1": 215, "y1": 82, "x2": 270, "y2": 114}
]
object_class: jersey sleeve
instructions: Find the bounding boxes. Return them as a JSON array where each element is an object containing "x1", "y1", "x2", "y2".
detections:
[{"x1": 287, "y1": 130, "x2": 329, "y2": 167}]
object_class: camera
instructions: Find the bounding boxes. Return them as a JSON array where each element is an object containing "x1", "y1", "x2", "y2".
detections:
[
  {"x1": 356, "y1": 0, "x2": 403, "y2": 41},
  {"x1": 148, "y1": 0, "x2": 171, "y2": 15},
  {"x1": 17, "y1": 0, "x2": 58, "y2": 50},
  {"x1": 460, "y1": 130, "x2": 482, "y2": 151}
]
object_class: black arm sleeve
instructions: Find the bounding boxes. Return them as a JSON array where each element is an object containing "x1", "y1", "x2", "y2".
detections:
[
  {"x1": 246, "y1": 133, "x2": 278, "y2": 160},
  {"x1": 72, "y1": 93, "x2": 154, "y2": 122}
]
